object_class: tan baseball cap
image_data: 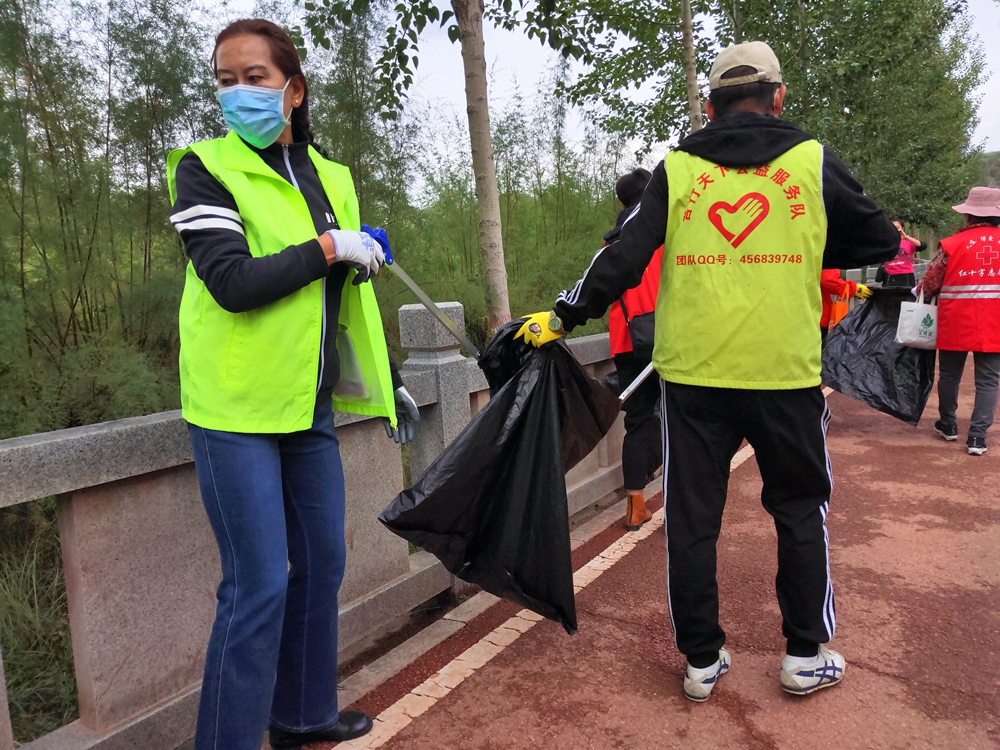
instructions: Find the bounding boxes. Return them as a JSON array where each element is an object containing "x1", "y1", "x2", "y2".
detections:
[{"x1": 709, "y1": 41, "x2": 782, "y2": 91}]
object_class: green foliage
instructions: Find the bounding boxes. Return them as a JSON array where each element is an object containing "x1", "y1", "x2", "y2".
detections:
[
  {"x1": 560, "y1": 0, "x2": 986, "y2": 229},
  {"x1": 367, "y1": 60, "x2": 627, "y2": 353},
  {"x1": 299, "y1": 9, "x2": 626, "y2": 356},
  {"x1": 300, "y1": 0, "x2": 613, "y2": 119},
  {"x1": 560, "y1": 0, "x2": 716, "y2": 145},
  {"x1": 724, "y1": 0, "x2": 985, "y2": 233},
  {"x1": 0, "y1": 501, "x2": 78, "y2": 744},
  {"x1": 979, "y1": 151, "x2": 1000, "y2": 186},
  {"x1": 0, "y1": 0, "x2": 221, "y2": 441}
]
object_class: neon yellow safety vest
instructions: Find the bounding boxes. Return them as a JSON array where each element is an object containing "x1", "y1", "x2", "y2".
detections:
[
  {"x1": 657, "y1": 140, "x2": 828, "y2": 389},
  {"x1": 166, "y1": 131, "x2": 396, "y2": 433}
]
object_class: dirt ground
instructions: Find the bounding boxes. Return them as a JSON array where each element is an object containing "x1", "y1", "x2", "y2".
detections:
[{"x1": 334, "y1": 371, "x2": 1000, "y2": 749}]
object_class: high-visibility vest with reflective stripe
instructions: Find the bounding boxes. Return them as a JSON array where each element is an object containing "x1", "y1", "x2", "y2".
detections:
[
  {"x1": 657, "y1": 141, "x2": 828, "y2": 389},
  {"x1": 166, "y1": 131, "x2": 396, "y2": 433},
  {"x1": 937, "y1": 226, "x2": 1000, "y2": 352}
]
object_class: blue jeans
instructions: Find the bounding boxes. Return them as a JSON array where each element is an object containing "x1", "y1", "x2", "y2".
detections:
[{"x1": 189, "y1": 405, "x2": 346, "y2": 750}]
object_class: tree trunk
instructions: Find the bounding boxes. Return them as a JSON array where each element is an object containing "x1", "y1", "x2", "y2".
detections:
[
  {"x1": 452, "y1": 0, "x2": 510, "y2": 332},
  {"x1": 721, "y1": 1, "x2": 744, "y2": 44},
  {"x1": 681, "y1": 0, "x2": 703, "y2": 134}
]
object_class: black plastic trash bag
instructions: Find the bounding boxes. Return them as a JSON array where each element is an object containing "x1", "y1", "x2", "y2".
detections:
[
  {"x1": 600, "y1": 369, "x2": 622, "y2": 397},
  {"x1": 822, "y1": 287, "x2": 936, "y2": 426},
  {"x1": 379, "y1": 320, "x2": 621, "y2": 634}
]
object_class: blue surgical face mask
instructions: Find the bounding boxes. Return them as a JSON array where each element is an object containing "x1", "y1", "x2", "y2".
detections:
[{"x1": 215, "y1": 80, "x2": 291, "y2": 149}]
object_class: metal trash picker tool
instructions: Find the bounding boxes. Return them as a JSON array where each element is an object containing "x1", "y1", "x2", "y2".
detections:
[
  {"x1": 383, "y1": 250, "x2": 654, "y2": 403},
  {"x1": 383, "y1": 252, "x2": 481, "y2": 360},
  {"x1": 618, "y1": 361, "x2": 656, "y2": 405}
]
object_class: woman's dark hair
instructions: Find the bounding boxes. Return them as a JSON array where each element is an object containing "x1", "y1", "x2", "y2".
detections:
[
  {"x1": 968, "y1": 214, "x2": 1000, "y2": 227},
  {"x1": 708, "y1": 65, "x2": 781, "y2": 118},
  {"x1": 212, "y1": 19, "x2": 327, "y2": 155},
  {"x1": 889, "y1": 217, "x2": 906, "y2": 228},
  {"x1": 615, "y1": 168, "x2": 652, "y2": 208}
]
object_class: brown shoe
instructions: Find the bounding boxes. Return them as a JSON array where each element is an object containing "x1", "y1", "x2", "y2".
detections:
[{"x1": 624, "y1": 491, "x2": 652, "y2": 531}]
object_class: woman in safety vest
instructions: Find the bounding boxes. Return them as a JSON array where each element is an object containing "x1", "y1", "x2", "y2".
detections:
[
  {"x1": 917, "y1": 186, "x2": 1000, "y2": 456},
  {"x1": 167, "y1": 19, "x2": 417, "y2": 750}
]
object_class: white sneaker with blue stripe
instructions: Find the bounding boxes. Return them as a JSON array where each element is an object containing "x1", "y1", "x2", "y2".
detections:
[
  {"x1": 780, "y1": 644, "x2": 845, "y2": 695},
  {"x1": 683, "y1": 648, "x2": 731, "y2": 702}
]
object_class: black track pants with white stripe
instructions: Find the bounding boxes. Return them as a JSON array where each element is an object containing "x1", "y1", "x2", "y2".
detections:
[{"x1": 660, "y1": 381, "x2": 835, "y2": 666}]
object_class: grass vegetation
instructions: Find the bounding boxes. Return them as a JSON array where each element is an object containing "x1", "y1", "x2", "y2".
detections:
[{"x1": 0, "y1": 501, "x2": 78, "y2": 744}]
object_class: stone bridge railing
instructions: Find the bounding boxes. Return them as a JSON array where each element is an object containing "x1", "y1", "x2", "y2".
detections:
[{"x1": 0, "y1": 302, "x2": 625, "y2": 750}]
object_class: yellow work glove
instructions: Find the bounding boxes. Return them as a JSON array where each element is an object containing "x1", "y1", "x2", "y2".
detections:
[
  {"x1": 855, "y1": 284, "x2": 873, "y2": 300},
  {"x1": 514, "y1": 311, "x2": 566, "y2": 347}
]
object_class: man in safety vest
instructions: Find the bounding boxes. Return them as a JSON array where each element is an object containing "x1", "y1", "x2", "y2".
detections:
[
  {"x1": 917, "y1": 186, "x2": 1000, "y2": 456},
  {"x1": 516, "y1": 41, "x2": 897, "y2": 701}
]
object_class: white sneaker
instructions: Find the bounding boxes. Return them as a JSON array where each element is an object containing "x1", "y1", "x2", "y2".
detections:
[
  {"x1": 780, "y1": 644, "x2": 846, "y2": 695},
  {"x1": 684, "y1": 648, "x2": 731, "y2": 702}
]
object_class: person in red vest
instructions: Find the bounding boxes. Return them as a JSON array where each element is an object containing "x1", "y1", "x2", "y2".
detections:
[
  {"x1": 819, "y1": 269, "x2": 871, "y2": 346},
  {"x1": 917, "y1": 186, "x2": 1000, "y2": 455},
  {"x1": 606, "y1": 168, "x2": 664, "y2": 530}
]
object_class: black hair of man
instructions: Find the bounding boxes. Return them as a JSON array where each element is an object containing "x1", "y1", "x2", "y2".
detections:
[
  {"x1": 615, "y1": 167, "x2": 653, "y2": 208},
  {"x1": 708, "y1": 65, "x2": 782, "y2": 118}
]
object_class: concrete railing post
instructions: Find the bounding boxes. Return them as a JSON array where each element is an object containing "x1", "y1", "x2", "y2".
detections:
[
  {"x1": 398, "y1": 303, "x2": 475, "y2": 479},
  {"x1": 1, "y1": 645, "x2": 13, "y2": 750}
]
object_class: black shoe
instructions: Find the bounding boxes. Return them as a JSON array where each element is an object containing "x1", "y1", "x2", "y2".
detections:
[
  {"x1": 934, "y1": 420, "x2": 958, "y2": 441},
  {"x1": 269, "y1": 712, "x2": 374, "y2": 748},
  {"x1": 968, "y1": 436, "x2": 987, "y2": 456}
]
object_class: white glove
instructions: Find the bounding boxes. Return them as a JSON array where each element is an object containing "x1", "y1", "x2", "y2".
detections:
[
  {"x1": 326, "y1": 229, "x2": 385, "y2": 283},
  {"x1": 383, "y1": 387, "x2": 419, "y2": 445}
]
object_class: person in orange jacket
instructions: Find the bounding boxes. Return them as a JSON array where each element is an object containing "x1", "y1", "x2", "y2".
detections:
[{"x1": 820, "y1": 269, "x2": 871, "y2": 345}]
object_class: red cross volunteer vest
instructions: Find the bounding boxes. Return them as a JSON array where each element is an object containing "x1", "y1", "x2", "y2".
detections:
[
  {"x1": 937, "y1": 225, "x2": 1000, "y2": 353},
  {"x1": 659, "y1": 140, "x2": 828, "y2": 389}
]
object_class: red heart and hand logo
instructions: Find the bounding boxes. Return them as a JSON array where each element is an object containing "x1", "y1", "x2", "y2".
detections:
[{"x1": 708, "y1": 192, "x2": 770, "y2": 249}]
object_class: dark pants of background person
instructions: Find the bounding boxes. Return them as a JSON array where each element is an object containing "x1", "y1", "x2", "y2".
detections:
[
  {"x1": 883, "y1": 272, "x2": 916, "y2": 288},
  {"x1": 188, "y1": 401, "x2": 346, "y2": 750},
  {"x1": 659, "y1": 381, "x2": 835, "y2": 669},
  {"x1": 937, "y1": 350, "x2": 1000, "y2": 439},
  {"x1": 614, "y1": 351, "x2": 663, "y2": 490}
]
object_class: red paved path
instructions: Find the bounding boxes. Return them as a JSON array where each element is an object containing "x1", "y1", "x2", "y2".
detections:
[{"x1": 336, "y1": 374, "x2": 1000, "y2": 749}]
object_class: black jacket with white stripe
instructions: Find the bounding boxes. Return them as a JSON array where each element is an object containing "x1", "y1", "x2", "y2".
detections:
[
  {"x1": 170, "y1": 136, "x2": 402, "y2": 409},
  {"x1": 554, "y1": 112, "x2": 898, "y2": 331}
]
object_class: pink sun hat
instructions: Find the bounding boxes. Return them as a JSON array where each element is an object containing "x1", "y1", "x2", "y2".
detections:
[{"x1": 952, "y1": 186, "x2": 1000, "y2": 217}]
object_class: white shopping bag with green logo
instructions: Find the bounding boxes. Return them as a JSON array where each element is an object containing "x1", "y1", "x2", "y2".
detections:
[{"x1": 895, "y1": 290, "x2": 938, "y2": 350}]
